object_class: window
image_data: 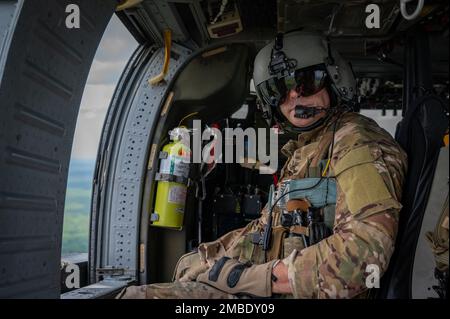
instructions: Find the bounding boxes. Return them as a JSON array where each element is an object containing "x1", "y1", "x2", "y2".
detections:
[
  {"x1": 62, "y1": 15, "x2": 137, "y2": 256},
  {"x1": 360, "y1": 109, "x2": 402, "y2": 137}
]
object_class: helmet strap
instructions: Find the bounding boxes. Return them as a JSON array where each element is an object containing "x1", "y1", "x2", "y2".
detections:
[{"x1": 281, "y1": 109, "x2": 334, "y2": 133}]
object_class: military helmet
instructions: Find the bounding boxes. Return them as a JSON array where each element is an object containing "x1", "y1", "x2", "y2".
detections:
[{"x1": 253, "y1": 31, "x2": 356, "y2": 128}]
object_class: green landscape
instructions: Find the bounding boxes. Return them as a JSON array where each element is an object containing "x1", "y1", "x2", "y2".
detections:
[{"x1": 62, "y1": 159, "x2": 94, "y2": 255}]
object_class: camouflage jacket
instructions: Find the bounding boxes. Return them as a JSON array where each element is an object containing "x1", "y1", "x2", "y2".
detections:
[{"x1": 192, "y1": 112, "x2": 407, "y2": 299}]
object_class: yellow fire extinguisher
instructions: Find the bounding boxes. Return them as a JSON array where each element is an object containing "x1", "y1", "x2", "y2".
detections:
[{"x1": 151, "y1": 128, "x2": 190, "y2": 229}]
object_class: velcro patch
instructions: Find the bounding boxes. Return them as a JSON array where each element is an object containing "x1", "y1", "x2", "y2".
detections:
[
  {"x1": 208, "y1": 257, "x2": 230, "y2": 282},
  {"x1": 334, "y1": 145, "x2": 394, "y2": 214},
  {"x1": 227, "y1": 263, "x2": 248, "y2": 288}
]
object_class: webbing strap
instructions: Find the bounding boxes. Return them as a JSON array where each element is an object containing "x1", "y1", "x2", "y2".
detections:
[{"x1": 155, "y1": 173, "x2": 188, "y2": 185}]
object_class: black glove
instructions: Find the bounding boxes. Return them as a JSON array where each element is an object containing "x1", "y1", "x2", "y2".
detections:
[{"x1": 197, "y1": 257, "x2": 278, "y2": 297}]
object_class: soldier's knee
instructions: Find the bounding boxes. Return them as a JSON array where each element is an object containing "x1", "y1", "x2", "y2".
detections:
[{"x1": 116, "y1": 285, "x2": 148, "y2": 299}]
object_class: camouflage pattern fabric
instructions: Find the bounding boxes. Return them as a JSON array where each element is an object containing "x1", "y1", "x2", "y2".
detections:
[
  {"x1": 118, "y1": 111, "x2": 407, "y2": 299},
  {"x1": 426, "y1": 194, "x2": 449, "y2": 272},
  {"x1": 281, "y1": 112, "x2": 407, "y2": 298},
  {"x1": 116, "y1": 281, "x2": 238, "y2": 299}
]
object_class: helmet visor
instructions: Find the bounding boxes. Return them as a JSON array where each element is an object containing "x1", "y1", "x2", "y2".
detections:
[{"x1": 256, "y1": 64, "x2": 328, "y2": 107}]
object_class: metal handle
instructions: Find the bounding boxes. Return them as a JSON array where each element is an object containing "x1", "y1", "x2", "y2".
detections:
[
  {"x1": 400, "y1": 0, "x2": 424, "y2": 21},
  {"x1": 116, "y1": 0, "x2": 143, "y2": 11}
]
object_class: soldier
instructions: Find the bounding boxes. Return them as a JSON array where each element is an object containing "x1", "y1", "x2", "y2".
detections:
[{"x1": 117, "y1": 31, "x2": 407, "y2": 299}]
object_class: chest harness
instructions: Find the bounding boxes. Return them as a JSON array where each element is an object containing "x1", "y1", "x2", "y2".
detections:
[{"x1": 247, "y1": 115, "x2": 342, "y2": 263}]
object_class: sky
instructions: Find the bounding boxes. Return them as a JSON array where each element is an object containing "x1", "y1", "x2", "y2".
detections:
[{"x1": 71, "y1": 14, "x2": 138, "y2": 159}]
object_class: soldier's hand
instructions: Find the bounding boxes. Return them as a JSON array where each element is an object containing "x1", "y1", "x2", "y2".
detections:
[
  {"x1": 196, "y1": 257, "x2": 278, "y2": 297},
  {"x1": 271, "y1": 260, "x2": 292, "y2": 294}
]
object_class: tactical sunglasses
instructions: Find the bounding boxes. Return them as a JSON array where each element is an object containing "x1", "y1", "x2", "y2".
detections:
[{"x1": 256, "y1": 64, "x2": 328, "y2": 107}]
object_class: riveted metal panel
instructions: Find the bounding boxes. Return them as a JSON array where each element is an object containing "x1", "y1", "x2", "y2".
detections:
[
  {"x1": 97, "y1": 43, "x2": 191, "y2": 278},
  {"x1": 0, "y1": 0, "x2": 116, "y2": 298}
]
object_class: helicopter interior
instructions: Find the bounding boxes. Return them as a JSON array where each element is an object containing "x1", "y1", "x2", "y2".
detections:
[{"x1": 0, "y1": 0, "x2": 448, "y2": 299}]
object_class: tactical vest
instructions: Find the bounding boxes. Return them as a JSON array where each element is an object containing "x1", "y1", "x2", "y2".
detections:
[{"x1": 239, "y1": 159, "x2": 337, "y2": 265}]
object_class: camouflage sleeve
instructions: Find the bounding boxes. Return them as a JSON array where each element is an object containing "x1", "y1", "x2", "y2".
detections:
[
  {"x1": 198, "y1": 217, "x2": 265, "y2": 265},
  {"x1": 286, "y1": 126, "x2": 407, "y2": 298}
]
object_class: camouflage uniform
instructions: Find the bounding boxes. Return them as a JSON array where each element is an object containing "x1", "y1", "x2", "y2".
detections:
[{"x1": 118, "y1": 112, "x2": 407, "y2": 299}]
